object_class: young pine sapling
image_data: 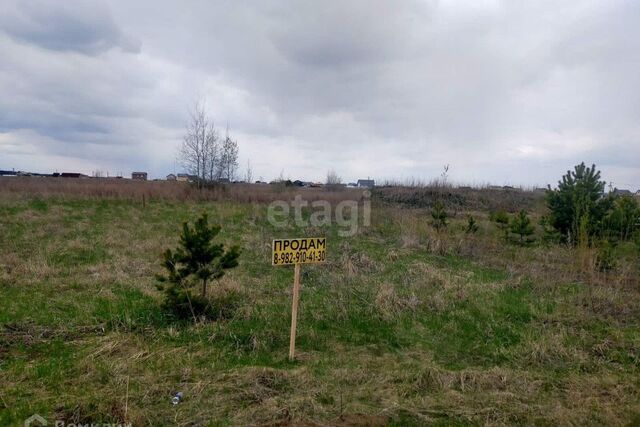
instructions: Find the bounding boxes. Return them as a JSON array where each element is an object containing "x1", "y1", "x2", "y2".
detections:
[
  {"x1": 466, "y1": 216, "x2": 479, "y2": 234},
  {"x1": 430, "y1": 201, "x2": 448, "y2": 231},
  {"x1": 510, "y1": 209, "x2": 535, "y2": 244},
  {"x1": 156, "y1": 213, "x2": 241, "y2": 320}
]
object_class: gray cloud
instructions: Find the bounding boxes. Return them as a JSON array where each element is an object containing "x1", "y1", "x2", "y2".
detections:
[
  {"x1": 0, "y1": 0, "x2": 139, "y2": 54},
  {"x1": 0, "y1": 0, "x2": 638, "y2": 188}
]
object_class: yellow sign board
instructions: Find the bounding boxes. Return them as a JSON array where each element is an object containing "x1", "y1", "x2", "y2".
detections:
[
  {"x1": 273, "y1": 237, "x2": 327, "y2": 360},
  {"x1": 272, "y1": 237, "x2": 326, "y2": 266}
]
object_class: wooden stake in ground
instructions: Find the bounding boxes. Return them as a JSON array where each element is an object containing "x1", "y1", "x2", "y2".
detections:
[
  {"x1": 272, "y1": 237, "x2": 326, "y2": 360},
  {"x1": 289, "y1": 263, "x2": 301, "y2": 360}
]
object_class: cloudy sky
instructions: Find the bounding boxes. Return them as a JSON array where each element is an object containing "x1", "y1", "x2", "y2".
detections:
[{"x1": 0, "y1": 0, "x2": 638, "y2": 188}]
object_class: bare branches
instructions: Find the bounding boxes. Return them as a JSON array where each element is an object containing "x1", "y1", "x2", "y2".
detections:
[
  {"x1": 219, "y1": 125, "x2": 239, "y2": 181},
  {"x1": 245, "y1": 159, "x2": 253, "y2": 183},
  {"x1": 180, "y1": 102, "x2": 212, "y2": 184},
  {"x1": 326, "y1": 169, "x2": 342, "y2": 185},
  {"x1": 179, "y1": 102, "x2": 239, "y2": 185}
]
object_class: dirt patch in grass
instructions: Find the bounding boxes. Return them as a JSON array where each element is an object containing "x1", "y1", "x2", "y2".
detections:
[{"x1": 0, "y1": 321, "x2": 105, "y2": 348}]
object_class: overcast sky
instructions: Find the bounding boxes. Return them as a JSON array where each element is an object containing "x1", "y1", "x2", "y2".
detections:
[{"x1": 0, "y1": 1, "x2": 638, "y2": 188}]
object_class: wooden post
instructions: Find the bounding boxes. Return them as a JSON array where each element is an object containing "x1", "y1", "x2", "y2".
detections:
[{"x1": 289, "y1": 263, "x2": 301, "y2": 360}]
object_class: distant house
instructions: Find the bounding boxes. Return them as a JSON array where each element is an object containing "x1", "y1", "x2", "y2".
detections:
[
  {"x1": 177, "y1": 173, "x2": 197, "y2": 182},
  {"x1": 60, "y1": 172, "x2": 88, "y2": 178},
  {"x1": 357, "y1": 179, "x2": 375, "y2": 188},
  {"x1": 613, "y1": 188, "x2": 632, "y2": 196},
  {"x1": 132, "y1": 172, "x2": 148, "y2": 181},
  {"x1": 166, "y1": 174, "x2": 176, "y2": 181}
]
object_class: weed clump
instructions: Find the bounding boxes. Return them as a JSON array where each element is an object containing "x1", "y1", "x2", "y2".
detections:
[{"x1": 596, "y1": 239, "x2": 617, "y2": 272}]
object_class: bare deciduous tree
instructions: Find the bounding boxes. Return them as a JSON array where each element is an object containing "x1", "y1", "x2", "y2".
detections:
[
  {"x1": 180, "y1": 102, "x2": 241, "y2": 184},
  {"x1": 206, "y1": 126, "x2": 219, "y2": 182},
  {"x1": 326, "y1": 169, "x2": 342, "y2": 185},
  {"x1": 326, "y1": 169, "x2": 342, "y2": 191},
  {"x1": 180, "y1": 102, "x2": 223, "y2": 186},
  {"x1": 245, "y1": 159, "x2": 253, "y2": 183},
  {"x1": 219, "y1": 125, "x2": 239, "y2": 181}
]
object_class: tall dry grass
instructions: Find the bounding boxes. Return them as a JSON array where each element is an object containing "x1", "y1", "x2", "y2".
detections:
[{"x1": 384, "y1": 205, "x2": 640, "y2": 321}]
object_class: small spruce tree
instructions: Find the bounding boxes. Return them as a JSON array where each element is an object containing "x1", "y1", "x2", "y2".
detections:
[
  {"x1": 430, "y1": 201, "x2": 447, "y2": 231},
  {"x1": 156, "y1": 213, "x2": 240, "y2": 320},
  {"x1": 509, "y1": 210, "x2": 535, "y2": 244},
  {"x1": 465, "y1": 216, "x2": 479, "y2": 234}
]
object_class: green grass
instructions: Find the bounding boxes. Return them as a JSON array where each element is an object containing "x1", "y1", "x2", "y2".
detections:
[{"x1": 0, "y1": 196, "x2": 639, "y2": 425}]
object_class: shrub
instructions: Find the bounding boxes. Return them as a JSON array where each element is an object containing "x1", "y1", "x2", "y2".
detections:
[
  {"x1": 634, "y1": 230, "x2": 640, "y2": 255},
  {"x1": 430, "y1": 201, "x2": 447, "y2": 231},
  {"x1": 596, "y1": 239, "x2": 617, "y2": 272},
  {"x1": 546, "y1": 163, "x2": 614, "y2": 243},
  {"x1": 510, "y1": 210, "x2": 535, "y2": 244},
  {"x1": 156, "y1": 213, "x2": 241, "y2": 320},
  {"x1": 539, "y1": 215, "x2": 561, "y2": 244},
  {"x1": 603, "y1": 196, "x2": 640, "y2": 240}
]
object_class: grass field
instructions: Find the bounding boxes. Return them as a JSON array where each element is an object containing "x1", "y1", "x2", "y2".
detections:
[{"x1": 1, "y1": 180, "x2": 639, "y2": 426}]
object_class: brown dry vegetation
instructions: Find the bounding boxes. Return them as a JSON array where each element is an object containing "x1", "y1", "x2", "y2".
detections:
[{"x1": 0, "y1": 177, "x2": 366, "y2": 205}]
